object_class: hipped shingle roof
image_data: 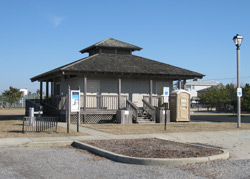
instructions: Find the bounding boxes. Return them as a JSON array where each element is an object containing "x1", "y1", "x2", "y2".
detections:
[{"x1": 31, "y1": 53, "x2": 204, "y2": 82}]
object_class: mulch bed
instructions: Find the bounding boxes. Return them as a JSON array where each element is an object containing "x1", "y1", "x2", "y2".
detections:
[{"x1": 82, "y1": 138, "x2": 223, "y2": 158}]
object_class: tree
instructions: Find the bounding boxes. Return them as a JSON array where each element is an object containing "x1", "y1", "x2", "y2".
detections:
[
  {"x1": 242, "y1": 84, "x2": 250, "y2": 111},
  {"x1": 198, "y1": 83, "x2": 237, "y2": 112},
  {"x1": 2, "y1": 86, "x2": 23, "y2": 107}
]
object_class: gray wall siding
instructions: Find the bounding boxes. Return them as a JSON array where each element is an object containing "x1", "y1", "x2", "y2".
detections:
[{"x1": 60, "y1": 75, "x2": 173, "y2": 107}]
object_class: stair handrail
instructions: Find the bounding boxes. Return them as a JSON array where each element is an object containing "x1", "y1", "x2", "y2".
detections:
[
  {"x1": 126, "y1": 99, "x2": 138, "y2": 122},
  {"x1": 142, "y1": 99, "x2": 156, "y2": 121}
]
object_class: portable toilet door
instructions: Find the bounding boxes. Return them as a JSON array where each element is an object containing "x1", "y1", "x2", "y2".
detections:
[
  {"x1": 178, "y1": 91, "x2": 190, "y2": 121},
  {"x1": 170, "y1": 90, "x2": 190, "y2": 122}
]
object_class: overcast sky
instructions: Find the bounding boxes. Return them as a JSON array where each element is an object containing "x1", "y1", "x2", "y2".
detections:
[{"x1": 1, "y1": 0, "x2": 249, "y2": 93}]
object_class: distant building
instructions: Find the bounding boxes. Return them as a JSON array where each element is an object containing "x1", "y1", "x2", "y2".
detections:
[
  {"x1": 20, "y1": 89, "x2": 28, "y2": 96},
  {"x1": 185, "y1": 81, "x2": 219, "y2": 101}
]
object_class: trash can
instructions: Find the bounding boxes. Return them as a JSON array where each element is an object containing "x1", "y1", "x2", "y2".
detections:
[
  {"x1": 170, "y1": 90, "x2": 190, "y2": 122},
  {"x1": 156, "y1": 107, "x2": 170, "y2": 123},
  {"x1": 116, "y1": 109, "x2": 132, "y2": 124}
]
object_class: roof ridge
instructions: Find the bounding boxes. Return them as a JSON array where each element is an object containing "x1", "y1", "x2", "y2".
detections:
[{"x1": 95, "y1": 38, "x2": 112, "y2": 46}]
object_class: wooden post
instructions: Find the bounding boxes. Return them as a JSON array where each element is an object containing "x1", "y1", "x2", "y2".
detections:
[
  {"x1": 149, "y1": 78, "x2": 153, "y2": 105},
  {"x1": 67, "y1": 85, "x2": 71, "y2": 133},
  {"x1": 40, "y1": 81, "x2": 43, "y2": 104},
  {"x1": 164, "y1": 103, "x2": 167, "y2": 131},
  {"x1": 77, "y1": 86, "x2": 80, "y2": 132},
  {"x1": 118, "y1": 77, "x2": 121, "y2": 109},
  {"x1": 84, "y1": 75, "x2": 87, "y2": 110},
  {"x1": 46, "y1": 81, "x2": 49, "y2": 99},
  {"x1": 84, "y1": 75, "x2": 87, "y2": 122}
]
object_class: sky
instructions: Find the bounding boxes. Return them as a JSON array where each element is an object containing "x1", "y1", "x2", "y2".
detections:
[{"x1": 0, "y1": 0, "x2": 250, "y2": 93}]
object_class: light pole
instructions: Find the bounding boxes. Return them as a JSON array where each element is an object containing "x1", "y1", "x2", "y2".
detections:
[{"x1": 233, "y1": 34, "x2": 243, "y2": 128}]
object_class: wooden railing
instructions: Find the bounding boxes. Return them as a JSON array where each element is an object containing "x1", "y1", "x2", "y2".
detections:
[
  {"x1": 142, "y1": 99, "x2": 156, "y2": 121},
  {"x1": 81, "y1": 95, "x2": 128, "y2": 110},
  {"x1": 143, "y1": 95, "x2": 163, "y2": 107},
  {"x1": 126, "y1": 99, "x2": 138, "y2": 122},
  {"x1": 36, "y1": 94, "x2": 128, "y2": 112}
]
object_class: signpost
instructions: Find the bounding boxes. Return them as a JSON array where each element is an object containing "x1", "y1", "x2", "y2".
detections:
[
  {"x1": 71, "y1": 90, "x2": 80, "y2": 132},
  {"x1": 163, "y1": 87, "x2": 169, "y2": 131},
  {"x1": 67, "y1": 88, "x2": 81, "y2": 133}
]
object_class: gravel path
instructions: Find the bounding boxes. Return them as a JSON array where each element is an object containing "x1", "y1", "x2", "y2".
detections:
[{"x1": 0, "y1": 146, "x2": 249, "y2": 179}]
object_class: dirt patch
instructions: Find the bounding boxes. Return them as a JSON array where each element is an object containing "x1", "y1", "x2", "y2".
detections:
[{"x1": 82, "y1": 138, "x2": 222, "y2": 158}]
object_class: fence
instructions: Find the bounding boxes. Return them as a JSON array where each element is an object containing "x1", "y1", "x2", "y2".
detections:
[{"x1": 23, "y1": 117, "x2": 58, "y2": 133}]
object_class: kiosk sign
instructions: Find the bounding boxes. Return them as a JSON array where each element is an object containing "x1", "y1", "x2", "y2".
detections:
[
  {"x1": 71, "y1": 90, "x2": 80, "y2": 112},
  {"x1": 163, "y1": 87, "x2": 169, "y2": 103}
]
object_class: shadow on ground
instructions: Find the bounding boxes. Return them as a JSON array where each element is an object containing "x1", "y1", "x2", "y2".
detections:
[{"x1": 191, "y1": 114, "x2": 250, "y2": 123}]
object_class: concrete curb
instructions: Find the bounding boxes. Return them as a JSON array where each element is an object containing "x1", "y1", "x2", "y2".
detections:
[{"x1": 72, "y1": 141, "x2": 229, "y2": 166}]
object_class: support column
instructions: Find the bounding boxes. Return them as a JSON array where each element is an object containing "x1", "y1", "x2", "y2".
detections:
[
  {"x1": 40, "y1": 81, "x2": 43, "y2": 104},
  {"x1": 118, "y1": 77, "x2": 121, "y2": 109},
  {"x1": 183, "y1": 79, "x2": 187, "y2": 89},
  {"x1": 178, "y1": 80, "x2": 182, "y2": 89},
  {"x1": 84, "y1": 75, "x2": 87, "y2": 110},
  {"x1": 67, "y1": 85, "x2": 71, "y2": 133},
  {"x1": 60, "y1": 76, "x2": 65, "y2": 95},
  {"x1": 46, "y1": 81, "x2": 49, "y2": 99},
  {"x1": 149, "y1": 78, "x2": 153, "y2": 105},
  {"x1": 51, "y1": 79, "x2": 54, "y2": 98}
]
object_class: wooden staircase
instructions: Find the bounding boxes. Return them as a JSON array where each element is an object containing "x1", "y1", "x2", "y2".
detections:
[{"x1": 136, "y1": 109, "x2": 155, "y2": 124}]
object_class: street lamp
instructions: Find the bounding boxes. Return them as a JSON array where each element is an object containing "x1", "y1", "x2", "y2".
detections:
[{"x1": 233, "y1": 34, "x2": 243, "y2": 128}]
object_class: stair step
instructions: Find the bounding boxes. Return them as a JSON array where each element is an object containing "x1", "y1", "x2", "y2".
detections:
[{"x1": 137, "y1": 117, "x2": 155, "y2": 124}]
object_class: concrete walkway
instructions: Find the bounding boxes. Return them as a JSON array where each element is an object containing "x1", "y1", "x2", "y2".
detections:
[{"x1": 0, "y1": 122, "x2": 250, "y2": 160}]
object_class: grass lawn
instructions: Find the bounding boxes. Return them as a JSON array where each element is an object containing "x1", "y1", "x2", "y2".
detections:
[
  {"x1": 83, "y1": 114, "x2": 250, "y2": 135},
  {"x1": 0, "y1": 108, "x2": 88, "y2": 138}
]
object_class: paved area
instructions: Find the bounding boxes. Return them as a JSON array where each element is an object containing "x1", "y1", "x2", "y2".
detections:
[{"x1": 0, "y1": 122, "x2": 250, "y2": 160}]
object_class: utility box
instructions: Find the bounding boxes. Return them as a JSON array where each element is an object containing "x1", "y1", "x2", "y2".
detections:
[
  {"x1": 116, "y1": 110, "x2": 132, "y2": 124},
  {"x1": 170, "y1": 90, "x2": 190, "y2": 122}
]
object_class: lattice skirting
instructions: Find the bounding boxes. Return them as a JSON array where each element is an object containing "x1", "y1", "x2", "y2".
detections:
[{"x1": 70, "y1": 114, "x2": 116, "y2": 124}]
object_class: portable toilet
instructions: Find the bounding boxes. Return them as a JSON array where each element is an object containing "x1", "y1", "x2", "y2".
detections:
[{"x1": 170, "y1": 90, "x2": 191, "y2": 122}]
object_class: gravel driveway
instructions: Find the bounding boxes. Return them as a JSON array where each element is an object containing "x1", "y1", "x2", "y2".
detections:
[{"x1": 0, "y1": 146, "x2": 249, "y2": 179}]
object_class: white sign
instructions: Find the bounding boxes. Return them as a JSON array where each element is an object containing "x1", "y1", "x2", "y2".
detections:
[
  {"x1": 71, "y1": 90, "x2": 80, "y2": 112},
  {"x1": 237, "y1": 88, "x2": 242, "y2": 97},
  {"x1": 124, "y1": 111, "x2": 129, "y2": 115},
  {"x1": 163, "y1": 87, "x2": 170, "y2": 96},
  {"x1": 163, "y1": 87, "x2": 170, "y2": 103}
]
